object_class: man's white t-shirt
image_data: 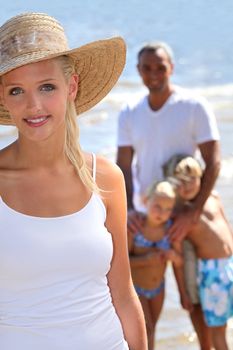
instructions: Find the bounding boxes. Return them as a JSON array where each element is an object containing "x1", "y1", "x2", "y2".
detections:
[{"x1": 117, "y1": 87, "x2": 220, "y2": 209}]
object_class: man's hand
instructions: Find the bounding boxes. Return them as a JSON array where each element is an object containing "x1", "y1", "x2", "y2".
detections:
[
  {"x1": 127, "y1": 209, "x2": 145, "y2": 235},
  {"x1": 169, "y1": 205, "x2": 200, "y2": 242}
]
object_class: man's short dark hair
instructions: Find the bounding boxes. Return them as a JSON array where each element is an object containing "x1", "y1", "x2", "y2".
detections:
[{"x1": 138, "y1": 42, "x2": 174, "y2": 64}]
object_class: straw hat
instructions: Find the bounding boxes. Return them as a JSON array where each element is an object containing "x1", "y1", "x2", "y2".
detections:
[{"x1": 0, "y1": 12, "x2": 126, "y2": 125}]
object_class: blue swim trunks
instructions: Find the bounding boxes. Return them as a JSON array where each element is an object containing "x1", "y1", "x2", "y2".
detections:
[
  {"x1": 197, "y1": 255, "x2": 233, "y2": 327},
  {"x1": 134, "y1": 280, "x2": 165, "y2": 299}
]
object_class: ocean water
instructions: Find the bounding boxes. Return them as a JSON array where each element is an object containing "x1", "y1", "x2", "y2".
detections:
[{"x1": 0, "y1": 1, "x2": 233, "y2": 348}]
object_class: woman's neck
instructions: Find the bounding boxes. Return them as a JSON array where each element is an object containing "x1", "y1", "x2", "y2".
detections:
[{"x1": 12, "y1": 133, "x2": 67, "y2": 170}]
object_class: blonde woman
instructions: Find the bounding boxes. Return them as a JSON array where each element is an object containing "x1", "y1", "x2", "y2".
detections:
[{"x1": 0, "y1": 13, "x2": 147, "y2": 350}]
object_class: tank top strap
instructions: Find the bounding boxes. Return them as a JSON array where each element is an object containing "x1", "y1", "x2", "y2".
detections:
[{"x1": 92, "y1": 153, "x2": 97, "y2": 181}]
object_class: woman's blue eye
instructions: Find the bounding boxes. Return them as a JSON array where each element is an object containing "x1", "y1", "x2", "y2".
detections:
[
  {"x1": 40, "y1": 84, "x2": 55, "y2": 92},
  {"x1": 9, "y1": 87, "x2": 23, "y2": 96}
]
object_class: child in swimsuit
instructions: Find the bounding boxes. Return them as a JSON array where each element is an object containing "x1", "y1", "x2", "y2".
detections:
[
  {"x1": 128, "y1": 180, "x2": 183, "y2": 350},
  {"x1": 173, "y1": 156, "x2": 233, "y2": 350}
]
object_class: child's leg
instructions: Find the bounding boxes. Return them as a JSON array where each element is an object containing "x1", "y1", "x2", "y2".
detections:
[
  {"x1": 183, "y1": 240, "x2": 213, "y2": 350},
  {"x1": 149, "y1": 287, "x2": 165, "y2": 346},
  {"x1": 139, "y1": 295, "x2": 154, "y2": 350},
  {"x1": 210, "y1": 324, "x2": 228, "y2": 350},
  {"x1": 189, "y1": 304, "x2": 212, "y2": 350},
  {"x1": 139, "y1": 286, "x2": 165, "y2": 350}
]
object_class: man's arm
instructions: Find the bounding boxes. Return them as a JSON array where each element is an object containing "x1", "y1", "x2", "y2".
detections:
[
  {"x1": 116, "y1": 145, "x2": 144, "y2": 234},
  {"x1": 169, "y1": 140, "x2": 221, "y2": 241},
  {"x1": 193, "y1": 140, "x2": 221, "y2": 218},
  {"x1": 116, "y1": 145, "x2": 135, "y2": 210}
]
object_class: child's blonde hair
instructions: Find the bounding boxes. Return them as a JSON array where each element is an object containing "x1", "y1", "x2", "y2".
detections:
[
  {"x1": 163, "y1": 154, "x2": 202, "y2": 181},
  {"x1": 144, "y1": 180, "x2": 176, "y2": 201},
  {"x1": 57, "y1": 55, "x2": 98, "y2": 192},
  {"x1": 174, "y1": 157, "x2": 203, "y2": 179}
]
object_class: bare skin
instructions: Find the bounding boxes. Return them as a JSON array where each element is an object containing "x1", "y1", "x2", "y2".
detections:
[
  {"x1": 139, "y1": 289, "x2": 165, "y2": 350},
  {"x1": 187, "y1": 194, "x2": 233, "y2": 258}
]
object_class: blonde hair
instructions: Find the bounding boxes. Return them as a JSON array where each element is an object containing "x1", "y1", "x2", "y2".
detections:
[
  {"x1": 175, "y1": 157, "x2": 203, "y2": 179},
  {"x1": 57, "y1": 55, "x2": 98, "y2": 192},
  {"x1": 145, "y1": 180, "x2": 176, "y2": 200}
]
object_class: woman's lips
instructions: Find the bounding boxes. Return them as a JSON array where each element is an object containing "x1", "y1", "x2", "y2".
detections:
[{"x1": 24, "y1": 115, "x2": 50, "y2": 127}]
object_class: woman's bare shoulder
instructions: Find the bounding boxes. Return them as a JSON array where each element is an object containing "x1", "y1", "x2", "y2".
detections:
[
  {"x1": 95, "y1": 154, "x2": 124, "y2": 190},
  {"x1": 84, "y1": 152, "x2": 124, "y2": 190}
]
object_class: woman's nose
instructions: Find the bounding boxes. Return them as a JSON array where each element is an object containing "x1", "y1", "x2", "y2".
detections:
[{"x1": 26, "y1": 91, "x2": 41, "y2": 112}]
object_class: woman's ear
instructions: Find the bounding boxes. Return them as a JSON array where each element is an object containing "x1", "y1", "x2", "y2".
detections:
[{"x1": 68, "y1": 74, "x2": 79, "y2": 101}]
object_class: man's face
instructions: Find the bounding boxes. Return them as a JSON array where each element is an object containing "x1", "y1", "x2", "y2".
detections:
[{"x1": 137, "y1": 48, "x2": 173, "y2": 93}]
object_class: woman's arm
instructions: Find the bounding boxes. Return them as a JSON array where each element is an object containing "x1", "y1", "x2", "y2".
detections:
[{"x1": 97, "y1": 156, "x2": 147, "y2": 350}]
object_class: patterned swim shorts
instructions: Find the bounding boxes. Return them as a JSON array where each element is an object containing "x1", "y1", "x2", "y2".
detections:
[{"x1": 197, "y1": 255, "x2": 233, "y2": 327}]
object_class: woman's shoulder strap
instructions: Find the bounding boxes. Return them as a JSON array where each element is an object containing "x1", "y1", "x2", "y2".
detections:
[{"x1": 92, "y1": 153, "x2": 96, "y2": 181}]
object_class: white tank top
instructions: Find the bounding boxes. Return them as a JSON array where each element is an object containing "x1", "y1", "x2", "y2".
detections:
[{"x1": 0, "y1": 155, "x2": 129, "y2": 350}]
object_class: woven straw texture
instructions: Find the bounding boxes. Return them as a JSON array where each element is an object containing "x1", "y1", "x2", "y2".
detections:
[{"x1": 0, "y1": 13, "x2": 126, "y2": 125}]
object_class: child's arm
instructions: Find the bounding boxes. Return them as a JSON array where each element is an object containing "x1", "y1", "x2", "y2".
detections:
[
  {"x1": 162, "y1": 240, "x2": 183, "y2": 267},
  {"x1": 127, "y1": 225, "x2": 163, "y2": 268},
  {"x1": 128, "y1": 227, "x2": 165, "y2": 269},
  {"x1": 130, "y1": 249, "x2": 163, "y2": 268},
  {"x1": 173, "y1": 264, "x2": 193, "y2": 312}
]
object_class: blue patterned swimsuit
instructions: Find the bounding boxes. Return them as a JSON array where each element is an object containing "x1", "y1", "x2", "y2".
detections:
[{"x1": 133, "y1": 220, "x2": 172, "y2": 299}]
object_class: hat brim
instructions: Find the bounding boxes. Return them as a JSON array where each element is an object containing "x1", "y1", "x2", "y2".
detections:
[{"x1": 0, "y1": 37, "x2": 126, "y2": 125}]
